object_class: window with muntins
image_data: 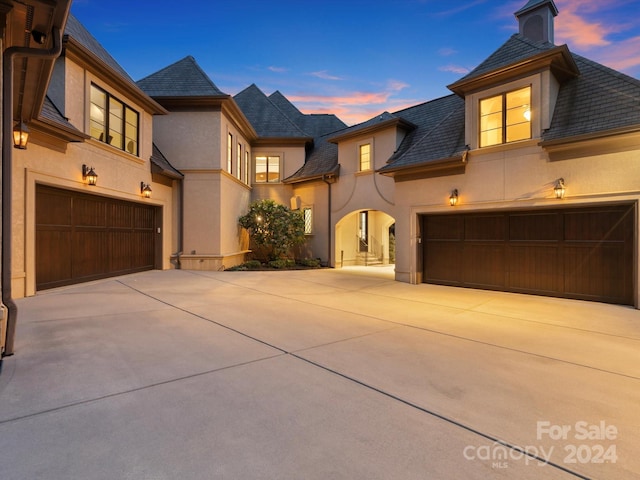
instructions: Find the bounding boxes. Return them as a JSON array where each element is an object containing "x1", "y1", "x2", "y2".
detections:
[
  {"x1": 479, "y1": 86, "x2": 531, "y2": 147},
  {"x1": 359, "y1": 143, "x2": 371, "y2": 171},
  {"x1": 236, "y1": 143, "x2": 242, "y2": 179},
  {"x1": 255, "y1": 155, "x2": 280, "y2": 183},
  {"x1": 90, "y1": 84, "x2": 138, "y2": 155},
  {"x1": 303, "y1": 207, "x2": 313, "y2": 234}
]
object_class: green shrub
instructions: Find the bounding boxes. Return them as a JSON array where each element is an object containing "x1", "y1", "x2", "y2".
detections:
[
  {"x1": 268, "y1": 258, "x2": 296, "y2": 269},
  {"x1": 299, "y1": 258, "x2": 321, "y2": 268}
]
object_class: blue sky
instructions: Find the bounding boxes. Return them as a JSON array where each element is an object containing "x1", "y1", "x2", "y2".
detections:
[{"x1": 71, "y1": 0, "x2": 640, "y2": 125}]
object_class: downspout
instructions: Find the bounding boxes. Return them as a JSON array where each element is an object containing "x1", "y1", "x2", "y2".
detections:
[
  {"x1": 2, "y1": 27, "x2": 62, "y2": 356},
  {"x1": 176, "y1": 176, "x2": 184, "y2": 269},
  {"x1": 322, "y1": 174, "x2": 334, "y2": 267}
]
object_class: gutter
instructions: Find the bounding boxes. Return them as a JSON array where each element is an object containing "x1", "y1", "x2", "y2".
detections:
[{"x1": 2, "y1": 27, "x2": 63, "y2": 357}]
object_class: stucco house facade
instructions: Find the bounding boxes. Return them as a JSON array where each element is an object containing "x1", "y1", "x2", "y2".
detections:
[{"x1": 1, "y1": 0, "x2": 639, "y2": 355}]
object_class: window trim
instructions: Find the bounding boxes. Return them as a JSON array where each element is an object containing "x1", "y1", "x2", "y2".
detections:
[
  {"x1": 254, "y1": 154, "x2": 281, "y2": 184},
  {"x1": 90, "y1": 83, "x2": 139, "y2": 156},
  {"x1": 303, "y1": 206, "x2": 313, "y2": 235},
  {"x1": 358, "y1": 142, "x2": 372, "y2": 171},
  {"x1": 479, "y1": 85, "x2": 532, "y2": 148}
]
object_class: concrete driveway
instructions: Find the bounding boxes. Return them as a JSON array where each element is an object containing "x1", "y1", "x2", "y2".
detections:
[{"x1": 1, "y1": 268, "x2": 639, "y2": 479}]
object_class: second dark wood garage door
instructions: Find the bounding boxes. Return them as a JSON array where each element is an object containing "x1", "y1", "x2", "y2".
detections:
[
  {"x1": 423, "y1": 204, "x2": 635, "y2": 305},
  {"x1": 36, "y1": 185, "x2": 159, "y2": 291}
]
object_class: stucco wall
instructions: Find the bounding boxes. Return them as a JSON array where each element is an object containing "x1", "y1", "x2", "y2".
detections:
[
  {"x1": 391, "y1": 142, "x2": 640, "y2": 306},
  {"x1": 10, "y1": 56, "x2": 173, "y2": 298}
]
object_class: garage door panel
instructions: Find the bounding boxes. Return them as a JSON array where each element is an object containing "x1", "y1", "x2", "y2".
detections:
[
  {"x1": 464, "y1": 243, "x2": 506, "y2": 288},
  {"x1": 73, "y1": 230, "x2": 109, "y2": 278},
  {"x1": 465, "y1": 215, "x2": 506, "y2": 241},
  {"x1": 422, "y1": 204, "x2": 634, "y2": 305},
  {"x1": 564, "y1": 243, "x2": 631, "y2": 302},
  {"x1": 508, "y1": 244, "x2": 560, "y2": 293},
  {"x1": 424, "y1": 242, "x2": 462, "y2": 285},
  {"x1": 36, "y1": 230, "x2": 72, "y2": 285},
  {"x1": 510, "y1": 212, "x2": 561, "y2": 241},
  {"x1": 36, "y1": 185, "x2": 158, "y2": 290}
]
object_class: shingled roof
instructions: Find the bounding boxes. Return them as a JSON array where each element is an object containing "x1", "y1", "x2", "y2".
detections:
[
  {"x1": 137, "y1": 56, "x2": 227, "y2": 98},
  {"x1": 382, "y1": 32, "x2": 640, "y2": 174},
  {"x1": 234, "y1": 84, "x2": 310, "y2": 139},
  {"x1": 543, "y1": 53, "x2": 640, "y2": 141},
  {"x1": 151, "y1": 144, "x2": 183, "y2": 179},
  {"x1": 380, "y1": 95, "x2": 466, "y2": 173},
  {"x1": 261, "y1": 90, "x2": 346, "y2": 183},
  {"x1": 64, "y1": 14, "x2": 134, "y2": 83}
]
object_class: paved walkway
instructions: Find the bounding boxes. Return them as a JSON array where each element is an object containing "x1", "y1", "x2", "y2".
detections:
[{"x1": 1, "y1": 268, "x2": 639, "y2": 479}]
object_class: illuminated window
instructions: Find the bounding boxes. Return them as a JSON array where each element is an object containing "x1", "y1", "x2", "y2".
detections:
[
  {"x1": 255, "y1": 155, "x2": 280, "y2": 183},
  {"x1": 244, "y1": 150, "x2": 250, "y2": 184},
  {"x1": 236, "y1": 143, "x2": 242, "y2": 179},
  {"x1": 480, "y1": 86, "x2": 531, "y2": 147},
  {"x1": 90, "y1": 84, "x2": 138, "y2": 155},
  {"x1": 227, "y1": 133, "x2": 233, "y2": 173},
  {"x1": 303, "y1": 207, "x2": 313, "y2": 234},
  {"x1": 359, "y1": 143, "x2": 371, "y2": 171}
]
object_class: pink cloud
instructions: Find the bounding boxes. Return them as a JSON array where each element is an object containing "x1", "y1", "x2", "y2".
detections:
[{"x1": 289, "y1": 88, "x2": 417, "y2": 125}]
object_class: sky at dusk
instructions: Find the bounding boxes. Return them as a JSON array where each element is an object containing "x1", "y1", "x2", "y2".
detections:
[{"x1": 71, "y1": 0, "x2": 640, "y2": 125}]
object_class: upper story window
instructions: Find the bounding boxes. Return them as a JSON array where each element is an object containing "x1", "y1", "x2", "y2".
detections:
[
  {"x1": 359, "y1": 143, "x2": 371, "y2": 171},
  {"x1": 479, "y1": 86, "x2": 531, "y2": 147},
  {"x1": 227, "y1": 133, "x2": 233, "y2": 174},
  {"x1": 255, "y1": 155, "x2": 280, "y2": 183},
  {"x1": 244, "y1": 150, "x2": 250, "y2": 185},
  {"x1": 236, "y1": 143, "x2": 242, "y2": 180},
  {"x1": 90, "y1": 84, "x2": 139, "y2": 155}
]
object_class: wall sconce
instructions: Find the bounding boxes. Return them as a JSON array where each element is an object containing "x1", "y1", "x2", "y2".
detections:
[
  {"x1": 449, "y1": 189, "x2": 459, "y2": 206},
  {"x1": 141, "y1": 182, "x2": 152, "y2": 198},
  {"x1": 554, "y1": 178, "x2": 566, "y2": 199},
  {"x1": 82, "y1": 164, "x2": 98, "y2": 186},
  {"x1": 13, "y1": 121, "x2": 30, "y2": 149}
]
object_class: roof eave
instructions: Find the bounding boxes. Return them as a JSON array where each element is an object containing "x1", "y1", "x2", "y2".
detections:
[
  {"x1": 540, "y1": 125, "x2": 640, "y2": 161},
  {"x1": 378, "y1": 155, "x2": 467, "y2": 181},
  {"x1": 283, "y1": 165, "x2": 340, "y2": 184},
  {"x1": 64, "y1": 36, "x2": 168, "y2": 115},
  {"x1": 328, "y1": 117, "x2": 416, "y2": 144},
  {"x1": 448, "y1": 44, "x2": 579, "y2": 97}
]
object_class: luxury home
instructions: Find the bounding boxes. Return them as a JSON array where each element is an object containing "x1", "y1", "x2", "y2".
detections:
[{"x1": 1, "y1": 0, "x2": 639, "y2": 355}]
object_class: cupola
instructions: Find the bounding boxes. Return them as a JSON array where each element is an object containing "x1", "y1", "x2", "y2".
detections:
[{"x1": 515, "y1": 0, "x2": 559, "y2": 44}]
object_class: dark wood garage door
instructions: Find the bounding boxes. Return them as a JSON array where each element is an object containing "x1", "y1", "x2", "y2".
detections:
[
  {"x1": 423, "y1": 204, "x2": 635, "y2": 305},
  {"x1": 36, "y1": 185, "x2": 159, "y2": 290}
]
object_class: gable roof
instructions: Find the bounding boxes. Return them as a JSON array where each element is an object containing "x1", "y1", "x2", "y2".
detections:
[
  {"x1": 234, "y1": 84, "x2": 310, "y2": 139},
  {"x1": 137, "y1": 56, "x2": 227, "y2": 98}
]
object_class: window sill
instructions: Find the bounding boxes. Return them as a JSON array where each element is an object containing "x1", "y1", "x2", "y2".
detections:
[
  {"x1": 355, "y1": 169, "x2": 374, "y2": 177},
  {"x1": 474, "y1": 138, "x2": 539, "y2": 155}
]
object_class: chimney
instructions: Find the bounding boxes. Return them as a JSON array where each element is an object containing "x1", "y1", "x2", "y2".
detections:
[{"x1": 515, "y1": 0, "x2": 559, "y2": 44}]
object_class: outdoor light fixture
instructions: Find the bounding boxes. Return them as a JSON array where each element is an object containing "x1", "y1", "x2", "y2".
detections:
[
  {"x1": 31, "y1": 30, "x2": 47, "y2": 45},
  {"x1": 82, "y1": 164, "x2": 98, "y2": 186},
  {"x1": 13, "y1": 121, "x2": 29, "y2": 149},
  {"x1": 141, "y1": 182, "x2": 152, "y2": 198},
  {"x1": 554, "y1": 178, "x2": 566, "y2": 199},
  {"x1": 449, "y1": 189, "x2": 459, "y2": 206}
]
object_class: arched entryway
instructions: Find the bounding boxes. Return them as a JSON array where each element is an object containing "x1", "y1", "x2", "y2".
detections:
[{"x1": 335, "y1": 210, "x2": 395, "y2": 268}]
